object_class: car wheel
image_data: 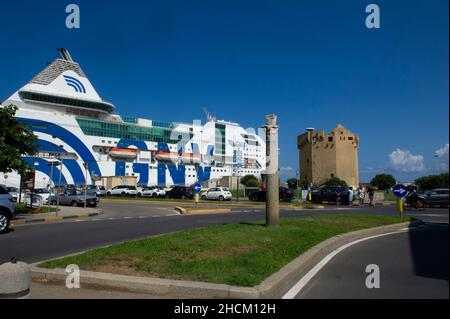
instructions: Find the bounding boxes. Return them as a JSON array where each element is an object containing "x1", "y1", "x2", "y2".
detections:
[
  {"x1": 71, "y1": 201, "x2": 78, "y2": 207},
  {"x1": 106, "y1": 192, "x2": 111, "y2": 197},
  {"x1": 219, "y1": 196, "x2": 224, "y2": 201},
  {"x1": 121, "y1": 192, "x2": 126, "y2": 197},
  {"x1": 152, "y1": 193, "x2": 158, "y2": 198},
  {"x1": 201, "y1": 195, "x2": 207, "y2": 200},
  {"x1": 50, "y1": 200, "x2": 57, "y2": 205},
  {"x1": 0, "y1": 210, "x2": 11, "y2": 234},
  {"x1": 137, "y1": 193, "x2": 142, "y2": 198},
  {"x1": 249, "y1": 194, "x2": 256, "y2": 201}
]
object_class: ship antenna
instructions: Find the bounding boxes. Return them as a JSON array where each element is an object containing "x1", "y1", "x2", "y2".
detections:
[{"x1": 203, "y1": 107, "x2": 216, "y2": 122}]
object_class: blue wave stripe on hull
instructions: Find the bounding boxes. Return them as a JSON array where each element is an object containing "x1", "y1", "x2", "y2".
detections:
[{"x1": 19, "y1": 118, "x2": 101, "y2": 181}]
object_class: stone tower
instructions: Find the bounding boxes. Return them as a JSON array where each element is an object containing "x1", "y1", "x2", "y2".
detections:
[{"x1": 297, "y1": 124, "x2": 359, "y2": 187}]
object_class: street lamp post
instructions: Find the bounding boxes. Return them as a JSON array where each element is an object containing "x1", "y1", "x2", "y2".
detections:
[
  {"x1": 55, "y1": 159, "x2": 64, "y2": 216},
  {"x1": 84, "y1": 162, "x2": 89, "y2": 209},
  {"x1": 32, "y1": 161, "x2": 39, "y2": 208},
  {"x1": 263, "y1": 115, "x2": 280, "y2": 227}
]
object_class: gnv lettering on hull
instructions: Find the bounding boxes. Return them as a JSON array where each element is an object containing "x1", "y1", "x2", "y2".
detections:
[{"x1": 115, "y1": 162, "x2": 212, "y2": 186}]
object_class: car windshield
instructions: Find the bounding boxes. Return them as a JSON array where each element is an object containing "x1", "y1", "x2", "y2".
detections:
[
  {"x1": 222, "y1": 188, "x2": 230, "y2": 192},
  {"x1": 6, "y1": 187, "x2": 18, "y2": 192}
]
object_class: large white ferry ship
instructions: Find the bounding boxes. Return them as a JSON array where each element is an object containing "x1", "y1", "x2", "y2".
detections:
[{"x1": 1, "y1": 49, "x2": 266, "y2": 188}]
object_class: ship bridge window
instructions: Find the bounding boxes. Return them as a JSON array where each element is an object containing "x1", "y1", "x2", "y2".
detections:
[{"x1": 19, "y1": 91, "x2": 114, "y2": 113}]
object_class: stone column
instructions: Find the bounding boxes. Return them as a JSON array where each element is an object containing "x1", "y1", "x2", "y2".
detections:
[{"x1": 263, "y1": 115, "x2": 279, "y2": 227}]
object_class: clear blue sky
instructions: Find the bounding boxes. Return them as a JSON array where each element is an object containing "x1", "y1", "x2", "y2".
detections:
[{"x1": 1, "y1": 0, "x2": 448, "y2": 182}]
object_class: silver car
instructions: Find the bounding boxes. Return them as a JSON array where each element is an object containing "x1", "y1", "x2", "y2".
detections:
[
  {"x1": 47, "y1": 189, "x2": 99, "y2": 207},
  {"x1": 0, "y1": 185, "x2": 16, "y2": 234},
  {"x1": 86, "y1": 185, "x2": 107, "y2": 197}
]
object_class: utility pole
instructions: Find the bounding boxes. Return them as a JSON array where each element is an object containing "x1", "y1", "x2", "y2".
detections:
[
  {"x1": 55, "y1": 159, "x2": 63, "y2": 216},
  {"x1": 263, "y1": 114, "x2": 280, "y2": 227},
  {"x1": 84, "y1": 162, "x2": 89, "y2": 209}
]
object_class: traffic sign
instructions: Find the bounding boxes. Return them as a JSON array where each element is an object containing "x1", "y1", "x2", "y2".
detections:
[
  {"x1": 393, "y1": 184, "x2": 408, "y2": 198},
  {"x1": 193, "y1": 183, "x2": 202, "y2": 193}
]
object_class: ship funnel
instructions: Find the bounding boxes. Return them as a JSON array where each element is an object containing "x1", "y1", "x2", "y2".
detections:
[{"x1": 57, "y1": 48, "x2": 74, "y2": 62}]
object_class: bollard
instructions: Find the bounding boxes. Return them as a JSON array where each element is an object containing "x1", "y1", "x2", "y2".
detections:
[
  {"x1": 397, "y1": 198, "x2": 404, "y2": 217},
  {"x1": 0, "y1": 258, "x2": 31, "y2": 299}
]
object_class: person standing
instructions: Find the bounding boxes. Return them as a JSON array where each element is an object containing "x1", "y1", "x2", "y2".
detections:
[
  {"x1": 348, "y1": 187, "x2": 354, "y2": 206},
  {"x1": 359, "y1": 186, "x2": 366, "y2": 206}
]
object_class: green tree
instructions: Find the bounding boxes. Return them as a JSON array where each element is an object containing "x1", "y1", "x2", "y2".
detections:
[
  {"x1": 240, "y1": 174, "x2": 260, "y2": 187},
  {"x1": 286, "y1": 178, "x2": 298, "y2": 189},
  {"x1": 0, "y1": 105, "x2": 38, "y2": 174},
  {"x1": 415, "y1": 173, "x2": 449, "y2": 191},
  {"x1": 370, "y1": 174, "x2": 396, "y2": 190},
  {"x1": 298, "y1": 178, "x2": 310, "y2": 190},
  {"x1": 324, "y1": 177, "x2": 348, "y2": 188}
]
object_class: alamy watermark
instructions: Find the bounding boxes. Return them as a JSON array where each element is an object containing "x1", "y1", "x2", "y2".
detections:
[
  {"x1": 66, "y1": 4, "x2": 80, "y2": 29},
  {"x1": 365, "y1": 4, "x2": 381, "y2": 29},
  {"x1": 65, "y1": 264, "x2": 80, "y2": 289},
  {"x1": 365, "y1": 264, "x2": 380, "y2": 289}
]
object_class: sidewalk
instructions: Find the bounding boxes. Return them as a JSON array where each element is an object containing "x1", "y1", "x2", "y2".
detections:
[{"x1": 13, "y1": 206, "x2": 103, "y2": 225}]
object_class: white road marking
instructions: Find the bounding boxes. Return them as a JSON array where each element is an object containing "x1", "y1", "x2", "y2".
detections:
[
  {"x1": 281, "y1": 229, "x2": 410, "y2": 299},
  {"x1": 123, "y1": 217, "x2": 133, "y2": 219}
]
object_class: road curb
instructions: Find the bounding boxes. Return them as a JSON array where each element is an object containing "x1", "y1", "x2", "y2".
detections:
[
  {"x1": 174, "y1": 206, "x2": 232, "y2": 215},
  {"x1": 30, "y1": 220, "x2": 419, "y2": 298},
  {"x1": 12, "y1": 209, "x2": 104, "y2": 225}
]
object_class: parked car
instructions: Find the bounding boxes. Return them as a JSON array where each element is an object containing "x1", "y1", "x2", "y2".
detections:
[
  {"x1": 6, "y1": 187, "x2": 19, "y2": 202},
  {"x1": 86, "y1": 185, "x2": 107, "y2": 197},
  {"x1": 419, "y1": 189, "x2": 449, "y2": 207},
  {"x1": 310, "y1": 186, "x2": 350, "y2": 205},
  {"x1": 47, "y1": 190, "x2": 99, "y2": 207},
  {"x1": 201, "y1": 187, "x2": 232, "y2": 201},
  {"x1": 0, "y1": 185, "x2": 16, "y2": 234},
  {"x1": 34, "y1": 188, "x2": 51, "y2": 204},
  {"x1": 248, "y1": 187, "x2": 295, "y2": 202},
  {"x1": 106, "y1": 185, "x2": 138, "y2": 197},
  {"x1": 138, "y1": 186, "x2": 166, "y2": 198},
  {"x1": 165, "y1": 186, "x2": 194, "y2": 199},
  {"x1": 54, "y1": 184, "x2": 76, "y2": 195}
]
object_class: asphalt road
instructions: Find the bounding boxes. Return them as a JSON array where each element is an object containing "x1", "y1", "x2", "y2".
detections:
[
  {"x1": 293, "y1": 224, "x2": 449, "y2": 299},
  {"x1": 1, "y1": 203, "x2": 447, "y2": 265}
]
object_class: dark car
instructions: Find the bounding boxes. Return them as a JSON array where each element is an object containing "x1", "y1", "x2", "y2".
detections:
[
  {"x1": 248, "y1": 187, "x2": 295, "y2": 202},
  {"x1": 310, "y1": 186, "x2": 350, "y2": 205},
  {"x1": 419, "y1": 189, "x2": 449, "y2": 207},
  {"x1": 165, "y1": 186, "x2": 194, "y2": 199}
]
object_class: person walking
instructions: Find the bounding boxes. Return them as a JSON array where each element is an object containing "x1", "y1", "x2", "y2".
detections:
[{"x1": 359, "y1": 186, "x2": 366, "y2": 206}]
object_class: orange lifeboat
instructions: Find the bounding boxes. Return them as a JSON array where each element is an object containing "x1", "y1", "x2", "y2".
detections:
[{"x1": 109, "y1": 147, "x2": 138, "y2": 159}]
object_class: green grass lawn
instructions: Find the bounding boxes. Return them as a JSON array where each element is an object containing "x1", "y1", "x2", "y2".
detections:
[
  {"x1": 39, "y1": 214, "x2": 410, "y2": 287},
  {"x1": 103, "y1": 196, "x2": 308, "y2": 207},
  {"x1": 15, "y1": 204, "x2": 59, "y2": 214}
]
